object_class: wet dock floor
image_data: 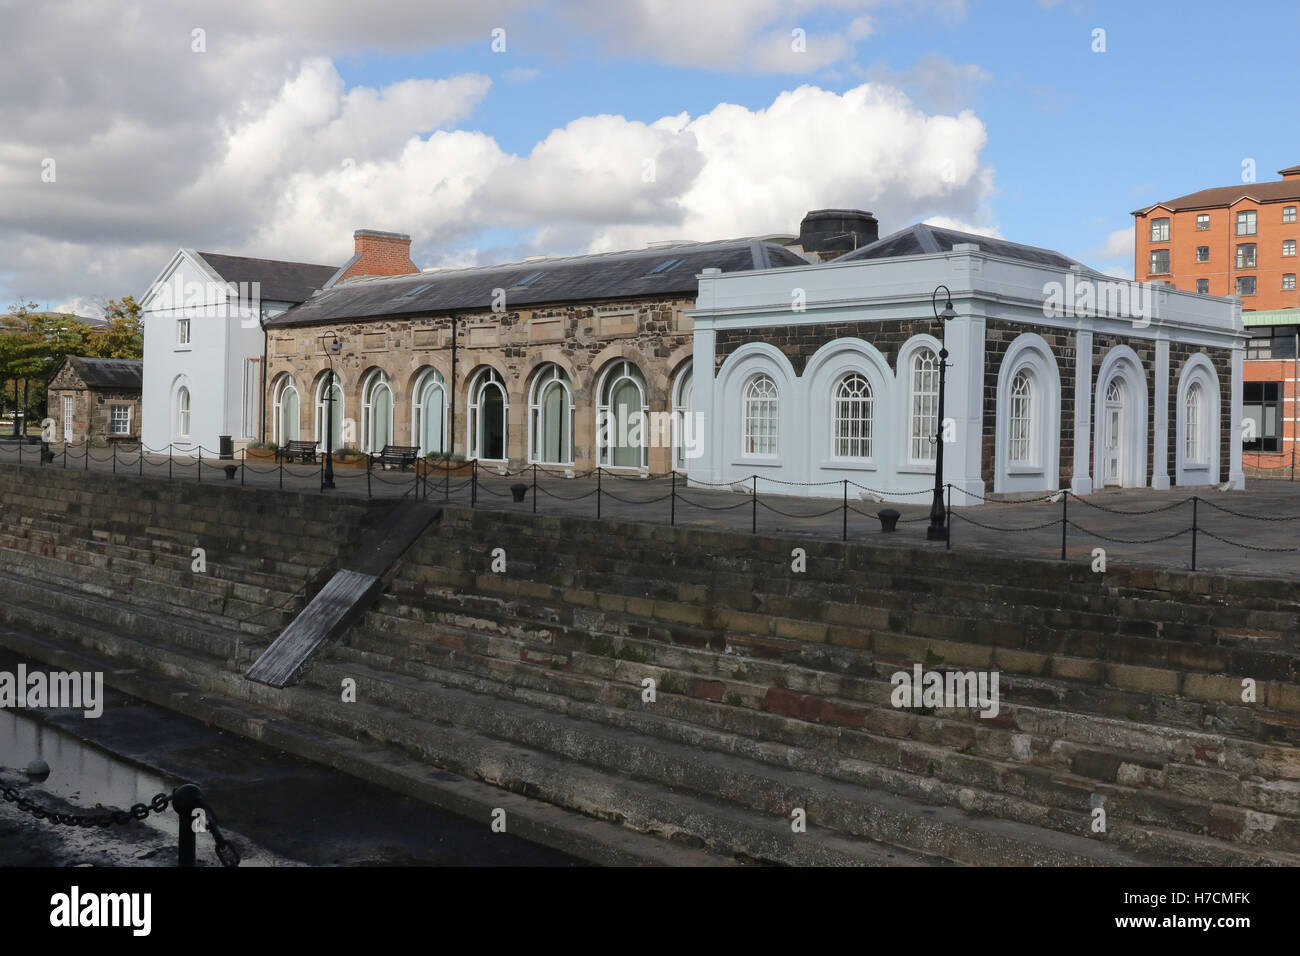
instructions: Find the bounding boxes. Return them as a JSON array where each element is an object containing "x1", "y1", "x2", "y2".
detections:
[{"x1": 0, "y1": 650, "x2": 581, "y2": 867}]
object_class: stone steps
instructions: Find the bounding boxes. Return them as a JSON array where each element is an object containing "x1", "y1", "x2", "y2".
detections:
[
  {"x1": 302, "y1": 650, "x2": 1291, "y2": 866},
  {"x1": 338, "y1": 609, "x2": 1300, "y2": 854}
]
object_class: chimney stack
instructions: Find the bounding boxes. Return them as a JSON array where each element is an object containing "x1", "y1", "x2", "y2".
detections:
[
  {"x1": 1279, "y1": 165, "x2": 1300, "y2": 181},
  {"x1": 797, "y1": 209, "x2": 879, "y2": 261},
  {"x1": 338, "y1": 229, "x2": 419, "y2": 281}
]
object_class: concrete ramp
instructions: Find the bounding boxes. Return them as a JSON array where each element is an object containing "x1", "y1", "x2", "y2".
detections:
[{"x1": 246, "y1": 501, "x2": 441, "y2": 687}]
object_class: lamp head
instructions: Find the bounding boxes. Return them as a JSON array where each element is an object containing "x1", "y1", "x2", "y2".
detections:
[{"x1": 940, "y1": 300, "x2": 956, "y2": 322}]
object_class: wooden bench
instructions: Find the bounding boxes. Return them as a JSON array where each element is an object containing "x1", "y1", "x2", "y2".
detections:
[
  {"x1": 277, "y1": 440, "x2": 319, "y2": 463},
  {"x1": 369, "y1": 444, "x2": 420, "y2": 471}
]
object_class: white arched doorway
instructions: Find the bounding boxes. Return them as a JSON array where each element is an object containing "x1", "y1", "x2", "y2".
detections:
[
  {"x1": 360, "y1": 369, "x2": 394, "y2": 454},
  {"x1": 468, "y1": 367, "x2": 508, "y2": 461},
  {"x1": 596, "y1": 360, "x2": 648, "y2": 469},
  {"x1": 1093, "y1": 347, "x2": 1148, "y2": 489},
  {"x1": 411, "y1": 368, "x2": 447, "y2": 457}
]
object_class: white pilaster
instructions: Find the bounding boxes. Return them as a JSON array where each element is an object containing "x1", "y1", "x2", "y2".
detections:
[
  {"x1": 942, "y1": 309, "x2": 986, "y2": 501},
  {"x1": 1072, "y1": 328, "x2": 1093, "y2": 495},
  {"x1": 1152, "y1": 338, "x2": 1170, "y2": 489}
]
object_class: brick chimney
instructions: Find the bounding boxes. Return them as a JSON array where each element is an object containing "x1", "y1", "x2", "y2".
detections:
[
  {"x1": 337, "y1": 229, "x2": 419, "y2": 281},
  {"x1": 1280, "y1": 165, "x2": 1300, "y2": 181}
]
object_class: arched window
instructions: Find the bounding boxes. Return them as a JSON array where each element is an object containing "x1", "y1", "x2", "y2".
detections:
[
  {"x1": 360, "y1": 369, "x2": 393, "y2": 454},
  {"x1": 528, "y1": 364, "x2": 573, "y2": 465},
  {"x1": 597, "y1": 360, "x2": 647, "y2": 468},
  {"x1": 743, "y1": 373, "x2": 779, "y2": 457},
  {"x1": 412, "y1": 368, "x2": 446, "y2": 457},
  {"x1": 177, "y1": 386, "x2": 191, "y2": 440},
  {"x1": 468, "y1": 367, "x2": 507, "y2": 461},
  {"x1": 909, "y1": 348, "x2": 939, "y2": 462},
  {"x1": 273, "y1": 377, "x2": 299, "y2": 445},
  {"x1": 1008, "y1": 370, "x2": 1034, "y2": 463},
  {"x1": 672, "y1": 362, "x2": 694, "y2": 471},
  {"x1": 315, "y1": 376, "x2": 344, "y2": 450},
  {"x1": 832, "y1": 373, "x2": 873, "y2": 459},
  {"x1": 1185, "y1": 383, "x2": 1203, "y2": 463}
]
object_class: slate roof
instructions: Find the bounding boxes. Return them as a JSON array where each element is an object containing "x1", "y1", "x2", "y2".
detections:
[
  {"x1": 267, "y1": 238, "x2": 810, "y2": 328},
  {"x1": 195, "y1": 252, "x2": 340, "y2": 304},
  {"x1": 836, "y1": 223, "x2": 1089, "y2": 271},
  {"x1": 63, "y1": 356, "x2": 143, "y2": 390}
]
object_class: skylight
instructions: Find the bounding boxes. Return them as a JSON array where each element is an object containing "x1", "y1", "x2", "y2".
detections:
[
  {"x1": 646, "y1": 258, "x2": 685, "y2": 275},
  {"x1": 513, "y1": 271, "x2": 546, "y2": 286},
  {"x1": 401, "y1": 282, "x2": 433, "y2": 297}
]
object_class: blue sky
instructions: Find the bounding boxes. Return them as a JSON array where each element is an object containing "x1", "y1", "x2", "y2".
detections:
[{"x1": 3, "y1": 0, "x2": 1299, "y2": 309}]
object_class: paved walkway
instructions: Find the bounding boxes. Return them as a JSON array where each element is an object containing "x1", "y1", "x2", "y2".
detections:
[{"x1": 3, "y1": 441, "x2": 1300, "y2": 579}]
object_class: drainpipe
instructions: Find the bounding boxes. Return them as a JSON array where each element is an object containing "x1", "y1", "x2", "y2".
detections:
[
  {"x1": 450, "y1": 316, "x2": 458, "y2": 457},
  {"x1": 259, "y1": 308, "x2": 268, "y2": 443}
]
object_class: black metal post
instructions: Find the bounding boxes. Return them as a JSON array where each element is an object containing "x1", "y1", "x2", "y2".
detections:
[
  {"x1": 927, "y1": 286, "x2": 957, "y2": 542},
  {"x1": 945, "y1": 482, "x2": 952, "y2": 550},
  {"x1": 241, "y1": 449, "x2": 245, "y2": 487},
  {"x1": 1191, "y1": 496, "x2": 1198, "y2": 571},
  {"x1": 62, "y1": 442, "x2": 66, "y2": 468},
  {"x1": 172, "y1": 783, "x2": 201, "y2": 868},
  {"x1": 471, "y1": 459, "x2": 478, "y2": 507},
  {"x1": 670, "y1": 469, "x2": 676, "y2": 526},
  {"x1": 138, "y1": 443, "x2": 143, "y2": 476},
  {"x1": 596, "y1": 467, "x2": 602, "y2": 519},
  {"x1": 278, "y1": 456, "x2": 283, "y2": 490},
  {"x1": 321, "y1": 336, "x2": 338, "y2": 491},
  {"x1": 842, "y1": 479, "x2": 848, "y2": 541},
  {"x1": 196, "y1": 447, "x2": 201, "y2": 483},
  {"x1": 168, "y1": 445, "x2": 172, "y2": 480},
  {"x1": 444, "y1": 460, "x2": 450, "y2": 503},
  {"x1": 532, "y1": 463, "x2": 537, "y2": 513},
  {"x1": 751, "y1": 475, "x2": 757, "y2": 534},
  {"x1": 1061, "y1": 491, "x2": 1067, "y2": 560},
  {"x1": 112, "y1": 442, "x2": 117, "y2": 474}
]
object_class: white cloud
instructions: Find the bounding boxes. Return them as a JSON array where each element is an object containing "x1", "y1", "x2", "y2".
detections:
[{"x1": 1099, "y1": 227, "x2": 1135, "y2": 260}]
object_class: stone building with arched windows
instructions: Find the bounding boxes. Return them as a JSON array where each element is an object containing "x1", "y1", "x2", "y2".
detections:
[
  {"x1": 688, "y1": 223, "x2": 1247, "y2": 501},
  {"x1": 260, "y1": 236, "x2": 812, "y2": 472}
]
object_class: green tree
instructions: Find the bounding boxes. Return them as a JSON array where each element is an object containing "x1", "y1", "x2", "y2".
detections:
[
  {"x1": 85, "y1": 295, "x2": 143, "y2": 359},
  {"x1": 0, "y1": 302, "x2": 96, "y2": 429}
]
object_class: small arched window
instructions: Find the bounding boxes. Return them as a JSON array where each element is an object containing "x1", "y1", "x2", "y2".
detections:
[
  {"x1": 1009, "y1": 370, "x2": 1034, "y2": 463},
  {"x1": 743, "y1": 373, "x2": 779, "y2": 456},
  {"x1": 909, "y1": 348, "x2": 939, "y2": 462},
  {"x1": 177, "y1": 386, "x2": 191, "y2": 439},
  {"x1": 469, "y1": 367, "x2": 508, "y2": 461},
  {"x1": 273, "y1": 377, "x2": 299, "y2": 445},
  {"x1": 1185, "y1": 382, "x2": 1203, "y2": 463},
  {"x1": 361, "y1": 369, "x2": 393, "y2": 454},
  {"x1": 412, "y1": 368, "x2": 446, "y2": 457},
  {"x1": 833, "y1": 373, "x2": 873, "y2": 459}
]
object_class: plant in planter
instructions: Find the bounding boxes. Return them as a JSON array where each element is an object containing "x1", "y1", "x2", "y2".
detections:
[
  {"x1": 329, "y1": 446, "x2": 366, "y2": 468},
  {"x1": 244, "y1": 441, "x2": 278, "y2": 461}
]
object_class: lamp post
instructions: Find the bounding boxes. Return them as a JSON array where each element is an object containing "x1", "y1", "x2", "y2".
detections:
[
  {"x1": 320, "y1": 332, "x2": 340, "y2": 490},
  {"x1": 926, "y1": 286, "x2": 958, "y2": 541}
]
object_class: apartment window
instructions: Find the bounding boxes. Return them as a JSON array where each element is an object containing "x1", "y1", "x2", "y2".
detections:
[
  {"x1": 1285, "y1": 274, "x2": 1297, "y2": 291},
  {"x1": 1237, "y1": 276, "x2": 1257, "y2": 296},
  {"x1": 109, "y1": 405, "x2": 131, "y2": 436},
  {"x1": 1284, "y1": 240, "x2": 1296, "y2": 257},
  {"x1": 1195, "y1": 246, "x2": 1210, "y2": 263},
  {"x1": 1236, "y1": 243, "x2": 1257, "y2": 269},
  {"x1": 1246, "y1": 326, "x2": 1298, "y2": 360},
  {"x1": 1150, "y1": 218, "x2": 1170, "y2": 242},
  {"x1": 1237, "y1": 210, "x2": 1258, "y2": 236},
  {"x1": 1196, "y1": 214, "x2": 1210, "y2": 231},
  {"x1": 1243, "y1": 382, "x2": 1282, "y2": 453},
  {"x1": 1285, "y1": 206, "x2": 1298, "y2": 224},
  {"x1": 1149, "y1": 249, "x2": 1170, "y2": 274},
  {"x1": 1196, "y1": 279, "x2": 1210, "y2": 294},
  {"x1": 176, "y1": 318, "x2": 191, "y2": 347}
]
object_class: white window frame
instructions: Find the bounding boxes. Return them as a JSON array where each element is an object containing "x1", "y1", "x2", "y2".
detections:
[
  {"x1": 360, "y1": 368, "x2": 393, "y2": 454},
  {"x1": 596, "y1": 359, "x2": 648, "y2": 469},
  {"x1": 109, "y1": 404, "x2": 132, "y2": 436},
  {"x1": 1184, "y1": 383, "x2": 1204, "y2": 465},
  {"x1": 468, "y1": 367, "x2": 508, "y2": 462},
  {"x1": 410, "y1": 368, "x2": 447, "y2": 457},
  {"x1": 1008, "y1": 370, "x2": 1035, "y2": 466},
  {"x1": 527, "y1": 364, "x2": 574, "y2": 466},
  {"x1": 671, "y1": 361, "x2": 694, "y2": 472},
  {"x1": 177, "y1": 386, "x2": 191, "y2": 440},
  {"x1": 908, "y1": 347, "x2": 940, "y2": 464},
  {"x1": 315, "y1": 374, "x2": 346, "y2": 451},
  {"x1": 272, "y1": 376, "x2": 300, "y2": 447},
  {"x1": 831, "y1": 372, "x2": 873, "y2": 461},
  {"x1": 1150, "y1": 218, "x2": 1170, "y2": 242},
  {"x1": 176, "y1": 317, "x2": 191, "y2": 348},
  {"x1": 741, "y1": 373, "x2": 779, "y2": 459}
]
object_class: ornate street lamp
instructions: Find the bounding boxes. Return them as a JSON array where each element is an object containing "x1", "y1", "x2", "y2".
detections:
[
  {"x1": 926, "y1": 286, "x2": 958, "y2": 541},
  {"x1": 320, "y1": 332, "x2": 341, "y2": 490}
]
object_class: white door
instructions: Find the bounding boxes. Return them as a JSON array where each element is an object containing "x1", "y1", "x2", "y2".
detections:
[
  {"x1": 1103, "y1": 379, "x2": 1124, "y2": 487},
  {"x1": 62, "y1": 397, "x2": 74, "y2": 443}
]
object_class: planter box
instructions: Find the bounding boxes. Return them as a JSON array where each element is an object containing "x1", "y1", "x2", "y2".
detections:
[
  {"x1": 421, "y1": 460, "x2": 473, "y2": 478},
  {"x1": 243, "y1": 448, "x2": 278, "y2": 463}
]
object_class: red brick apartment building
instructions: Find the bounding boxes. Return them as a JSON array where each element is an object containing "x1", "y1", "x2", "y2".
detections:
[{"x1": 1135, "y1": 164, "x2": 1300, "y2": 475}]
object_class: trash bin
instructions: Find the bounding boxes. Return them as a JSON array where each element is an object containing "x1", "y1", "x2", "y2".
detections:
[{"x1": 219, "y1": 435, "x2": 234, "y2": 460}]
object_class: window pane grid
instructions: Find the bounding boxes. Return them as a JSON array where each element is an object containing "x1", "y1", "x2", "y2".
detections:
[
  {"x1": 833, "y1": 373, "x2": 873, "y2": 459},
  {"x1": 910, "y1": 351, "x2": 938, "y2": 461},
  {"x1": 743, "y1": 374, "x2": 779, "y2": 456}
]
